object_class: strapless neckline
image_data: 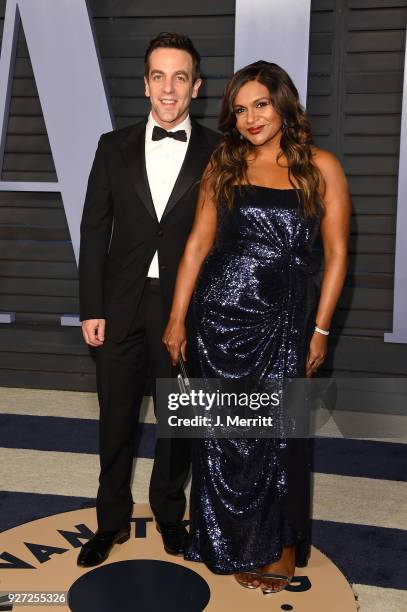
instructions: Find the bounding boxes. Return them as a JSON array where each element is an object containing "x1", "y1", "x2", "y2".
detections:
[{"x1": 233, "y1": 184, "x2": 301, "y2": 192}]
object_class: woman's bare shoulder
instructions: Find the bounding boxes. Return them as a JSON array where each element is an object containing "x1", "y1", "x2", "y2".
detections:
[
  {"x1": 310, "y1": 145, "x2": 345, "y2": 179},
  {"x1": 310, "y1": 145, "x2": 349, "y2": 205}
]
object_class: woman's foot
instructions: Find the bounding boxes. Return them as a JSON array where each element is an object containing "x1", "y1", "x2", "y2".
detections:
[
  {"x1": 257, "y1": 545, "x2": 296, "y2": 594},
  {"x1": 233, "y1": 571, "x2": 261, "y2": 589}
]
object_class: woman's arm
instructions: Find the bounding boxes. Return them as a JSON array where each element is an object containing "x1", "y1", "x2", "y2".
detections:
[
  {"x1": 163, "y1": 171, "x2": 218, "y2": 364},
  {"x1": 306, "y1": 148, "x2": 351, "y2": 377}
]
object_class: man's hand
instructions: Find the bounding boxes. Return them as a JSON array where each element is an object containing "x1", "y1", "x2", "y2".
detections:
[{"x1": 82, "y1": 319, "x2": 106, "y2": 347}]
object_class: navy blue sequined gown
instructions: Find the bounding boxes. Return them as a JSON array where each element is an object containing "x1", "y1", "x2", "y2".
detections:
[{"x1": 185, "y1": 185, "x2": 321, "y2": 574}]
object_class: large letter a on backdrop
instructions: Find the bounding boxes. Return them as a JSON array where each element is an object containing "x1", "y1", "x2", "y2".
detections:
[{"x1": 0, "y1": 0, "x2": 113, "y2": 270}]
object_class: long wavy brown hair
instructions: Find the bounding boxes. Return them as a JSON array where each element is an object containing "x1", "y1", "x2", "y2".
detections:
[{"x1": 205, "y1": 61, "x2": 324, "y2": 217}]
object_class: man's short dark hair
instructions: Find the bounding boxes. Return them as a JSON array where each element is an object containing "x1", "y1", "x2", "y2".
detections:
[{"x1": 144, "y1": 32, "x2": 201, "y2": 82}]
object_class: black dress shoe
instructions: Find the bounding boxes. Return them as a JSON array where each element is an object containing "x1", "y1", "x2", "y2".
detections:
[
  {"x1": 77, "y1": 527, "x2": 130, "y2": 567},
  {"x1": 156, "y1": 521, "x2": 188, "y2": 556}
]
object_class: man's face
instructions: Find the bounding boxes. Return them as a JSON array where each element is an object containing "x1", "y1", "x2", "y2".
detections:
[{"x1": 144, "y1": 48, "x2": 202, "y2": 129}]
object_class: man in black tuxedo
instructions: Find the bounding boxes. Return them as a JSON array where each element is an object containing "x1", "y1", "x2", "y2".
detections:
[{"x1": 77, "y1": 32, "x2": 218, "y2": 567}]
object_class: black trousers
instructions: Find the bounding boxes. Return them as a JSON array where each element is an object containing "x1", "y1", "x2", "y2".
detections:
[{"x1": 95, "y1": 279, "x2": 191, "y2": 531}]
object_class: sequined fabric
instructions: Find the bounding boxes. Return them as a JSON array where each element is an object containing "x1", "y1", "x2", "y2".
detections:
[{"x1": 185, "y1": 186, "x2": 322, "y2": 574}]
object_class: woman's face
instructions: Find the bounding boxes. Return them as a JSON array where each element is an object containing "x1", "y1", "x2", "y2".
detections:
[{"x1": 232, "y1": 80, "x2": 282, "y2": 147}]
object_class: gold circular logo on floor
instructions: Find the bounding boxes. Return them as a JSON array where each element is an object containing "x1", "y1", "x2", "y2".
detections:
[{"x1": 0, "y1": 504, "x2": 357, "y2": 611}]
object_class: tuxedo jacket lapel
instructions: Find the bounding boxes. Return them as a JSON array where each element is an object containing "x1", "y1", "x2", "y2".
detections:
[
  {"x1": 119, "y1": 119, "x2": 158, "y2": 221},
  {"x1": 161, "y1": 120, "x2": 212, "y2": 220}
]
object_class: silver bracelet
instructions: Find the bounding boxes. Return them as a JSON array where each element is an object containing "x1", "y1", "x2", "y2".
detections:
[{"x1": 314, "y1": 325, "x2": 330, "y2": 336}]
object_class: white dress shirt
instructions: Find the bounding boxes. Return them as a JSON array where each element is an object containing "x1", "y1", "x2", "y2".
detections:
[{"x1": 145, "y1": 112, "x2": 192, "y2": 278}]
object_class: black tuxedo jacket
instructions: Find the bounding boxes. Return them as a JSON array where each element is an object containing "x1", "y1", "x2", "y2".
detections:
[{"x1": 79, "y1": 118, "x2": 219, "y2": 342}]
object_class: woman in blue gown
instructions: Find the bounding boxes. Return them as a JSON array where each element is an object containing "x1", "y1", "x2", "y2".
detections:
[{"x1": 163, "y1": 61, "x2": 350, "y2": 594}]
